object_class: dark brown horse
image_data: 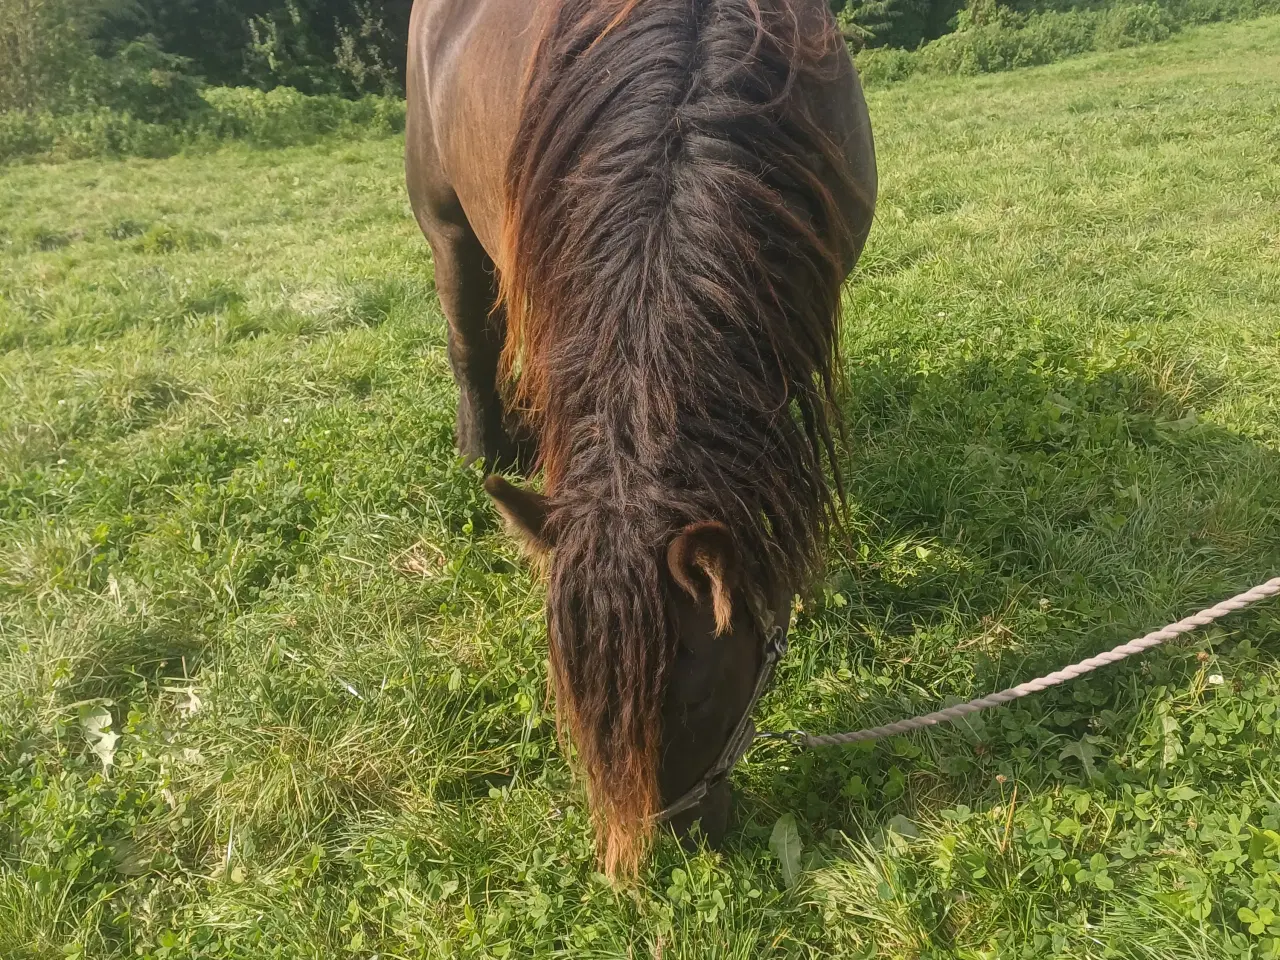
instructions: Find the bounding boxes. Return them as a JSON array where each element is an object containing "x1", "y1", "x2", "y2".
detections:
[{"x1": 407, "y1": 0, "x2": 876, "y2": 875}]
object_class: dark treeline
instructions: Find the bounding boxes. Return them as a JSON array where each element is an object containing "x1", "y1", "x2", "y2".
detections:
[
  {"x1": 92, "y1": 0, "x2": 952, "y2": 92},
  {"x1": 0, "y1": 0, "x2": 413, "y2": 116},
  {"x1": 3, "y1": 0, "x2": 1273, "y2": 123},
  {"x1": 88, "y1": 0, "x2": 952, "y2": 94},
  {"x1": 92, "y1": 0, "x2": 414, "y2": 95},
  {"x1": 0, "y1": 0, "x2": 1032, "y2": 112}
]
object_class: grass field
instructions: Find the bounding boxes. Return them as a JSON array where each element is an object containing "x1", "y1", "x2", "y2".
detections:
[{"x1": 3, "y1": 16, "x2": 1280, "y2": 959}]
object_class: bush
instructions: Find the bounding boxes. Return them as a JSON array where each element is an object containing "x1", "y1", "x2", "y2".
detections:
[
  {"x1": 915, "y1": 7, "x2": 1101, "y2": 74},
  {"x1": 3, "y1": 7, "x2": 203, "y2": 122},
  {"x1": 3, "y1": 0, "x2": 1277, "y2": 163},
  {"x1": 1095, "y1": 2, "x2": 1178, "y2": 46},
  {"x1": 50, "y1": 109, "x2": 182, "y2": 160},
  {"x1": 242, "y1": 0, "x2": 410, "y2": 95},
  {"x1": 0, "y1": 109, "x2": 180, "y2": 164},
  {"x1": 198, "y1": 86, "x2": 404, "y2": 147},
  {"x1": 853, "y1": 0, "x2": 1216, "y2": 83},
  {"x1": 83, "y1": 37, "x2": 207, "y2": 124},
  {"x1": 0, "y1": 110, "x2": 54, "y2": 160},
  {"x1": 91, "y1": 0, "x2": 414, "y2": 94},
  {"x1": 836, "y1": 0, "x2": 965, "y2": 49},
  {"x1": 854, "y1": 45, "x2": 920, "y2": 83},
  {"x1": 0, "y1": 85, "x2": 406, "y2": 165},
  {"x1": 0, "y1": 0, "x2": 94, "y2": 112},
  {"x1": 1164, "y1": 0, "x2": 1280, "y2": 22},
  {"x1": 332, "y1": 0, "x2": 401, "y2": 95}
]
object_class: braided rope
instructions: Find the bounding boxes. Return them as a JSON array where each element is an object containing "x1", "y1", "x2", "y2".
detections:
[{"x1": 793, "y1": 577, "x2": 1280, "y2": 749}]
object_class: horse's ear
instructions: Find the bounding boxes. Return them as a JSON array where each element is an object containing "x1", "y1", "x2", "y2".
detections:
[
  {"x1": 484, "y1": 475, "x2": 554, "y2": 556},
  {"x1": 667, "y1": 521, "x2": 739, "y2": 635}
]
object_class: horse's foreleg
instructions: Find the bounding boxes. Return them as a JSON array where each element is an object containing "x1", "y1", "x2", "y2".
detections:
[{"x1": 424, "y1": 222, "x2": 533, "y2": 473}]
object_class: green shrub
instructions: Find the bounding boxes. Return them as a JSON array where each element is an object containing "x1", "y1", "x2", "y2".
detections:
[
  {"x1": 915, "y1": 8, "x2": 1099, "y2": 74},
  {"x1": 84, "y1": 37, "x2": 207, "y2": 124},
  {"x1": 1095, "y1": 2, "x2": 1178, "y2": 47},
  {"x1": 3, "y1": 5, "x2": 205, "y2": 123},
  {"x1": 88, "y1": 0, "x2": 415, "y2": 95},
  {"x1": 854, "y1": 45, "x2": 920, "y2": 83},
  {"x1": 4, "y1": 0, "x2": 1277, "y2": 163},
  {"x1": 0, "y1": 110, "x2": 54, "y2": 161},
  {"x1": 1166, "y1": 0, "x2": 1280, "y2": 22},
  {"x1": 46, "y1": 109, "x2": 181, "y2": 161},
  {"x1": 0, "y1": 109, "x2": 181, "y2": 164},
  {"x1": 245, "y1": 0, "x2": 342, "y2": 95},
  {"x1": 836, "y1": 0, "x2": 966, "y2": 50},
  {"x1": 198, "y1": 86, "x2": 404, "y2": 147},
  {"x1": 333, "y1": 0, "x2": 402, "y2": 95},
  {"x1": 852, "y1": 0, "x2": 1240, "y2": 83},
  {"x1": 0, "y1": 0, "x2": 94, "y2": 112}
]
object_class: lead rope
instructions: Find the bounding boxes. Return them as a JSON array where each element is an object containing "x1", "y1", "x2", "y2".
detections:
[{"x1": 760, "y1": 577, "x2": 1280, "y2": 750}]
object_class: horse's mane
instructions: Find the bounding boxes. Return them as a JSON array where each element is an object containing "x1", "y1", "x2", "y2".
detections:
[{"x1": 498, "y1": 0, "x2": 861, "y2": 875}]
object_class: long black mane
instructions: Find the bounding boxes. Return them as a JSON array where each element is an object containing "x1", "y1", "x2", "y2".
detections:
[{"x1": 498, "y1": 0, "x2": 863, "y2": 873}]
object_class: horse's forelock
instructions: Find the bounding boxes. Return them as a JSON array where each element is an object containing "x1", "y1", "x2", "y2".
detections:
[{"x1": 545, "y1": 506, "x2": 673, "y2": 875}]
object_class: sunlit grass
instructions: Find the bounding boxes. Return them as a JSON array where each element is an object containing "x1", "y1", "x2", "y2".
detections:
[{"x1": 2, "y1": 16, "x2": 1280, "y2": 960}]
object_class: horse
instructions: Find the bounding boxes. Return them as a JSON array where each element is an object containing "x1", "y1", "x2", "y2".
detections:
[{"x1": 406, "y1": 0, "x2": 877, "y2": 876}]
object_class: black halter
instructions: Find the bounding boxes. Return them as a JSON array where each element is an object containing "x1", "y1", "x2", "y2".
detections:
[{"x1": 654, "y1": 596, "x2": 789, "y2": 823}]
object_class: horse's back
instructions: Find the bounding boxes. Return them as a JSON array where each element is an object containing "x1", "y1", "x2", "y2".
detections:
[{"x1": 406, "y1": 0, "x2": 549, "y2": 257}]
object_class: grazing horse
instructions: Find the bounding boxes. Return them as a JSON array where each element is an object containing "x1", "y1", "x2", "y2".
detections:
[{"x1": 407, "y1": 0, "x2": 877, "y2": 875}]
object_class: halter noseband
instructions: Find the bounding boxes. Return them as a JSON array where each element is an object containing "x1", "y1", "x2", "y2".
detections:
[{"x1": 654, "y1": 593, "x2": 789, "y2": 823}]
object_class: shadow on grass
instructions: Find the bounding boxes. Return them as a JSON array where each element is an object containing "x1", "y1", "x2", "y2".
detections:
[{"x1": 731, "y1": 339, "x2": 1280, "y2": 845}]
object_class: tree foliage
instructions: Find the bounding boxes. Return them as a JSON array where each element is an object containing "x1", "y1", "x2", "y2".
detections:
[
  {"x1": 833, "y1": 0, "x2": 967, "y2": 48},
  {"x1": 94, "y1": 0, "x2": 413, "y2": 95},
  {"x1": 3, "y1": 0, "x2": 1273, "y2": 117},
  {"x1": 0, "y1": 0, "x2": 94, "y2": 112},
  {"x1": 1, "y1": 0, "x2": 414, "y2": 118}
]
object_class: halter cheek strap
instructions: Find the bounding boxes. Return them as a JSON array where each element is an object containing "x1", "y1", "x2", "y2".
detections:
[{"x1": 654, "y1": 623, "x2": 788, "y2": 823}]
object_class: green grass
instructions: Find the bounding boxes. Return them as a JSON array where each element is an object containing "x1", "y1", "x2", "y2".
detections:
[{"x1": 2, "y1": 15, "x2": 1280, "y2": 959}]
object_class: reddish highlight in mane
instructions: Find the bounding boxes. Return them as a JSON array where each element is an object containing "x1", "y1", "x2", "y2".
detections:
[{"x1": 497, "y1": 0, "x2": 863, "y2": 876}]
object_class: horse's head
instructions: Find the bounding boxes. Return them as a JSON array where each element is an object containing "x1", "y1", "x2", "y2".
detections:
[{"x1": 485, "y1": 475, "x2": 790, "y2": 875}]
